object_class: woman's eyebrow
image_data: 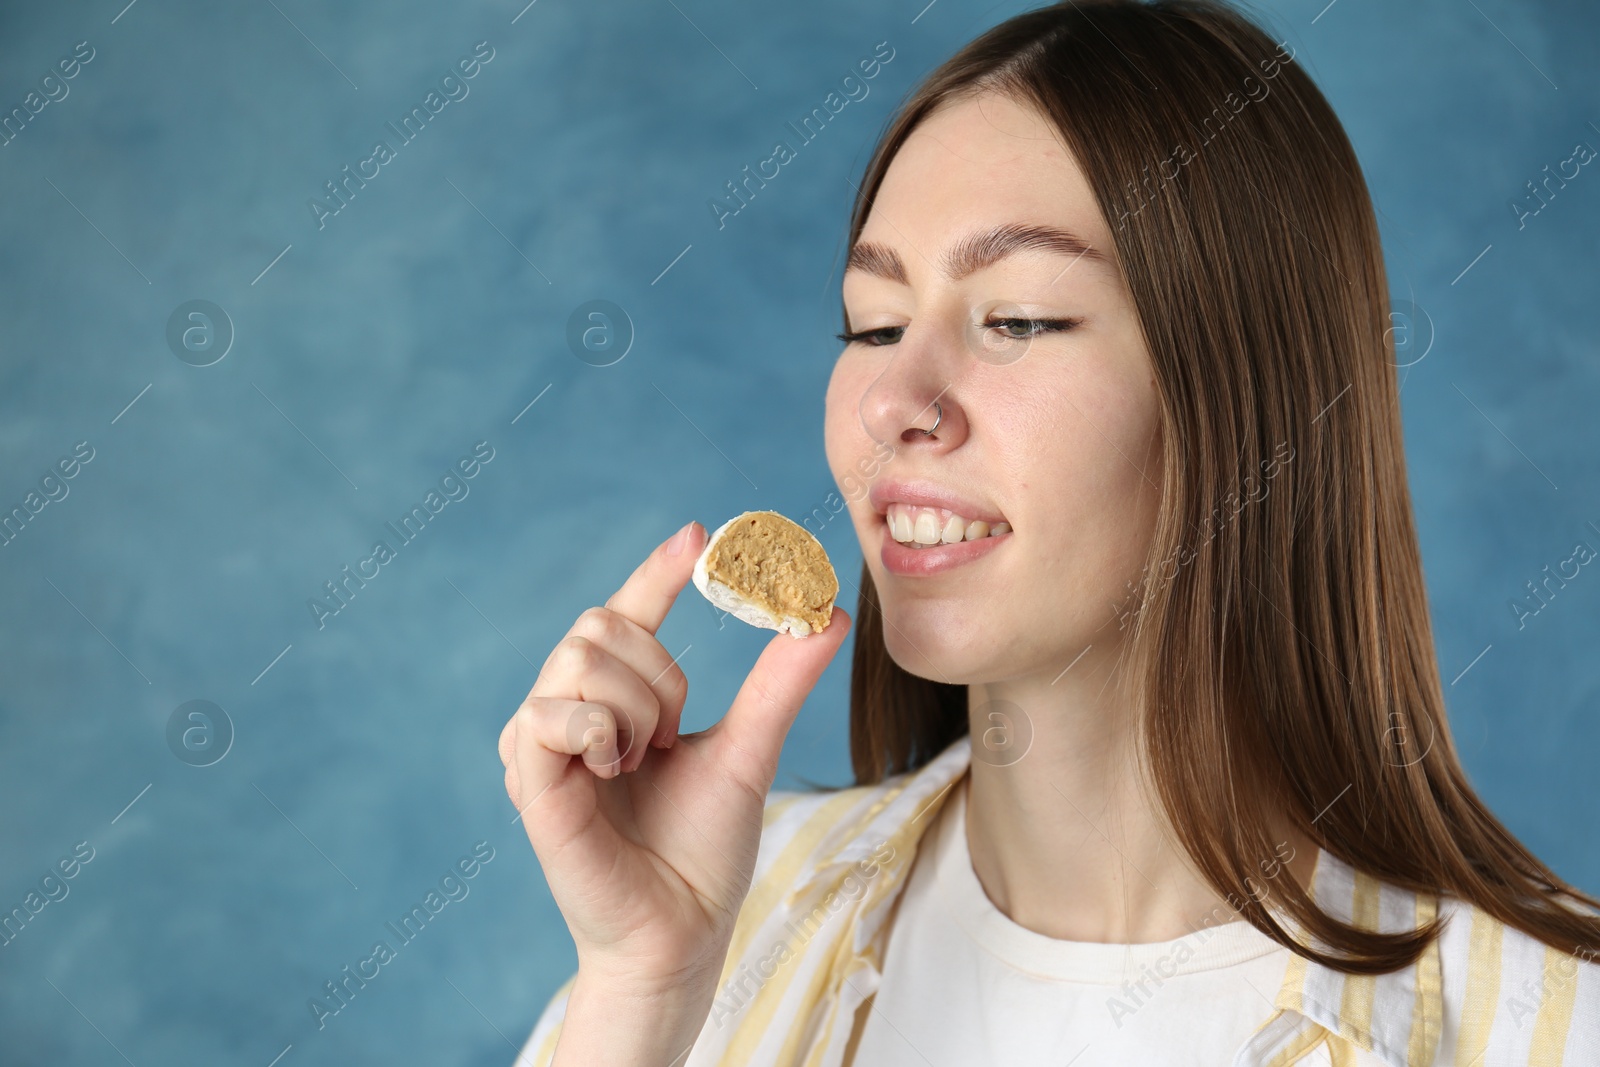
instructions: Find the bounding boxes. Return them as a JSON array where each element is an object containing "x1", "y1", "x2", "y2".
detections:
[{"x1": 844, "y1": 222, "x2": 1114, "y2": 284}]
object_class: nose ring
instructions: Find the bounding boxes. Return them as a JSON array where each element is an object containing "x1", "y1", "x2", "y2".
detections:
[{"x1": 916, "y1": 401, "x2": 942, "y2": 436}]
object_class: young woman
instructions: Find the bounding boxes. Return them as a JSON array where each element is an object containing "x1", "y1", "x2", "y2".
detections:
[{"x1": 501, "y1": 1, "x2": 1600, "y2": 1063}]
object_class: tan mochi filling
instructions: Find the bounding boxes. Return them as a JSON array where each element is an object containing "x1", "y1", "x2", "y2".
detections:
[{"x1": 704, "y1": 511, "x2": 837, "y2": 634}]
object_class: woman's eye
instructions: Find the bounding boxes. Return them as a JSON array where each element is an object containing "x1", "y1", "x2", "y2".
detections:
[
  {"x1": 834, "y1": 318, "x2": 1081, "y2": 347},
  {"x1": 835, "y1": 325, "x2": 905, "y2": 347},
  {"x1": 985, "y1": 317, "x2": 1082, "y2": 339}
]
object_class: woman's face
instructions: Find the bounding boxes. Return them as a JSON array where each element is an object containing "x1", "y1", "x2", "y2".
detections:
[{"x1": 824, "y1": 90, "x2": 1164, "y2": 685}]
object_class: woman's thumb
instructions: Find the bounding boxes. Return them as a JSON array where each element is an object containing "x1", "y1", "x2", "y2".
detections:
[{"x1": 710, "y1": 607, "x2": 851, "y2": 794}]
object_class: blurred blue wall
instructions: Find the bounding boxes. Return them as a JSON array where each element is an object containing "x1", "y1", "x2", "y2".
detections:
[{"x1": 1, "y1": 0, "x2": 1596, "y2": 1062}]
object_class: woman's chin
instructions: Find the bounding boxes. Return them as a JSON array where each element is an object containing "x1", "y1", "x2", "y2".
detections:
[
  {"x1": 879, "y1": 602, "x2": 1099, "y2": 690},
  {"x1": 881, "y1": 627, "x2": 998, "y2": 686}
]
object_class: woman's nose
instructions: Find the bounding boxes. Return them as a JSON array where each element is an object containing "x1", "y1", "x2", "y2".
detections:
[{"x1": 857, "y1": 352, "x2": 966, "y2": 450}]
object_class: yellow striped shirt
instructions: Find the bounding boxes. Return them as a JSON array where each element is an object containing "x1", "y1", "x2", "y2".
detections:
[{"x1": 513, "y1": 735, "x2": 1600, "y2": 1065}]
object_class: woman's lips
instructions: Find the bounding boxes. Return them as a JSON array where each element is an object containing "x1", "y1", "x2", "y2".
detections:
[{"x1": 879, "y1": 517, "x2": 1010, "y2": 576}]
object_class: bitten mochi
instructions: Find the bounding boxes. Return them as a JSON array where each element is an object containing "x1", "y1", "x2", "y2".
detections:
[{"x1": 691, "y1": 510, "x2": 838, "y2": 637}]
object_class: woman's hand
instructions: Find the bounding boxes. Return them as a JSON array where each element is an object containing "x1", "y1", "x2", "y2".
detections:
[{"x1": 499, "y1": 520, "x2": 851, "y2": 1002}]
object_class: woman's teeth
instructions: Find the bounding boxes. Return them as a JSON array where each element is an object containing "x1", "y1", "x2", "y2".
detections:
[{"x1": 887, "y1": 503, "x2": 1011, "y2": 548}]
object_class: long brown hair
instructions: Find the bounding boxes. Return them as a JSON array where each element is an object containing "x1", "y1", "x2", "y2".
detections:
[{"x1": 839, "y1": 0, "x2": 1600, "y2": 973}]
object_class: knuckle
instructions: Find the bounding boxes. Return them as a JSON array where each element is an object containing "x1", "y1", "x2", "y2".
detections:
[
  {"x1": 577, "y1": 700, "x2": 616, "y2": 732},
  {"x1": 573, "y1": 605, "x2": 620, "y2": 643},
  {"x1": 571, "y1": 699, "x2": 612, "y2": 734},
  {"x1": 498, "y1": 719, "x2": 516, "y2": 765},
  {"x1": 557, "y1": 634, "x2": 602, "y2": 671},
  {"x1": 517, "y1": 699, "x2": 563, "y2": 747},
  {"x1": 661, "y1": 660, "x2": 689, "y2": 698}
]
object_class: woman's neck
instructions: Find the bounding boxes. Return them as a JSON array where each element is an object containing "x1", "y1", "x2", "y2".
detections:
[{"x1": 962, "y1": 672, "x2": 1317, "y2": 944}]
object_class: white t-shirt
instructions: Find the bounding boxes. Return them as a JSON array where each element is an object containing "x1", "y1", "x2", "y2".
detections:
[{"x1": 851, "y1": 774, "x2": 1295, "y2": 1065}]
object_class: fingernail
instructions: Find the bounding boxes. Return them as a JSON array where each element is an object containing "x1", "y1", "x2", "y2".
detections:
[{"x1": 666, "y1": 521, "x2": 695, "y2": 556}]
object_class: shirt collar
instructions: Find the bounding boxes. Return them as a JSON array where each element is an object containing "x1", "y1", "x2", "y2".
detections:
[
  {"x1": 790, "y1": 734, "x2": 1443, "y2": 1067},
  {"x1": 1257, "y1": 844, "x2": 1445, "y2": 1066},
  {"x1": 786, "y1": 733, "x2": 973, "y2": 901}
]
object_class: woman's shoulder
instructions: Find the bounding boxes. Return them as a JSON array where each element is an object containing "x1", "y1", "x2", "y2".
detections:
[
  {"x1": 1290, "y1": 853, "x2": 1600, "y2": 1066},
  {"x1": 1428, "y1": 890, "x2": 1600, "y2": 1063}
]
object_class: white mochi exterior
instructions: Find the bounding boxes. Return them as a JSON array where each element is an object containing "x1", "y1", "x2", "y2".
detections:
[{"x1": 692, "y1": 512, "x2": 823, "y2": 639}]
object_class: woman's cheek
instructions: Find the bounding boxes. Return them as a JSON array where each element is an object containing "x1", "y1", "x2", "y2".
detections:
[
  {"x1": 823, "y1": 359, "x2": 864, "y2": 481},
  {"x1": 826, "y1": 355, "x2": 875, "y2": 431}
]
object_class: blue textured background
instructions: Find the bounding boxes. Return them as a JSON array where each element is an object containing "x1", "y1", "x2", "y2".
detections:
[{"x1": 1, "y1": 0, "x2": 1596, "y2": 1063}]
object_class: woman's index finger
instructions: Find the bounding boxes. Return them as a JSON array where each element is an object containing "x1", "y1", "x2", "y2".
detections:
[{"x1": 602, "y1": 521, "x2": 706, "y2": 635}]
